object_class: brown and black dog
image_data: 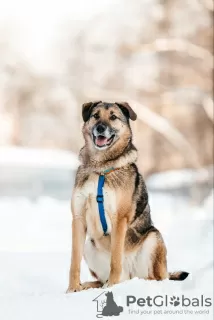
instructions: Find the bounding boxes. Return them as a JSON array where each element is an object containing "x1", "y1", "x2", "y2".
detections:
[{"x1": 67, "y1": 101, "x2": 189, "y2": 292}]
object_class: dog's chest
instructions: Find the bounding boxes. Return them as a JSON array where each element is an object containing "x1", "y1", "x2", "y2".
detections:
[{"x1": 83, "y1": 177, "x2": 117, "y2": 237}]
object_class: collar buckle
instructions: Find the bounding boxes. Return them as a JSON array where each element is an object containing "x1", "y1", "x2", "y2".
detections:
[{"x1": 96, "y1": 195, "x2": 104, "y2": 203}]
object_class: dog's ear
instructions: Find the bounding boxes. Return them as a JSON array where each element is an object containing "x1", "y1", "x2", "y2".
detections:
[
  {"x1": 82, "y1": 101, "x2": 102, "y2": 122},
  {"x1": 115, "y1": 102, "x2": 137, "y2": 121}
]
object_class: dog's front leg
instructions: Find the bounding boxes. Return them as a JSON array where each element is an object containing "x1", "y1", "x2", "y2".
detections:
[
  {"x1": 107, "y1": 217, "x2": 128, "y2": 287},
  {"x1": 67, "y1": 191, "x2": 86, "y2": 293}
]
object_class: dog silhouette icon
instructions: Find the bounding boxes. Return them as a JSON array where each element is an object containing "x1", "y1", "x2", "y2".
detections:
[{"x1": 102, "y1": 291, "x2": 123, "y2": 317}]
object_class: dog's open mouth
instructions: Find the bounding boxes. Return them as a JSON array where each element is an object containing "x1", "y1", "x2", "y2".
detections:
[{"x1": 93, "y1": 135, "x2": 115, "y2": 148}]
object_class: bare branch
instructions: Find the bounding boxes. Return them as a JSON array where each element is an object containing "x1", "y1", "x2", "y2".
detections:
[
  {"x1": 122, "y1": 38, "x2": 213, "y2": 69},
  {"x1": 161, "y1": 88, "x2": 214, "y2": 122},
  {"x1": 202, "y1": 96, "x2": 214, "y2": 121}
]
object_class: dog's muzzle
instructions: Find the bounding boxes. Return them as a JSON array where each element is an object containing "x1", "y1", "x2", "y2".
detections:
[{"x1": 93, "y1": 124, "x2": 115, "y2": 148}]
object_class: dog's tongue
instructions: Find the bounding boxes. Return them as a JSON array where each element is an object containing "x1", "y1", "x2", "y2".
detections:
[{"x1": 96, "y1": 136, "x2": 108, "y2": 147}]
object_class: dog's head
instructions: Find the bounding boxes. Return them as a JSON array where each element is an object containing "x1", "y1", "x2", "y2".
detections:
[{"x1": 82, "y1": 101, "x2": 137, "y2": 151}]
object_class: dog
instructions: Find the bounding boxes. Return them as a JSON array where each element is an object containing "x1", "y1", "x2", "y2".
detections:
[
  {"x1": 66, "y1": 101, "x2": 189, "y2": 293},
  {"x1": 102, "y1": 292, "x2": 123, "y2": 316}
]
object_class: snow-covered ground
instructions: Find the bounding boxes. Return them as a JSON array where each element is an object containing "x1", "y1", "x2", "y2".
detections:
[{"x1": 0, "y1": 149, "x2": 213, "y2": 320}]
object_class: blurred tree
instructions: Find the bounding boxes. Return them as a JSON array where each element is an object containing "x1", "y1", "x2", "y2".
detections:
[{"x1": 0, "y1": 0, "x2": 213, "y2": 176}]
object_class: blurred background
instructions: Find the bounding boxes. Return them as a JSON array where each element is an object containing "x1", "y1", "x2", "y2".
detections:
[
  {"x1": 0, "y1": 0, "x2": 213, "y2": 173},
  {"x1": 0, "y1": 1, "x2": 213, "y2": 319}
]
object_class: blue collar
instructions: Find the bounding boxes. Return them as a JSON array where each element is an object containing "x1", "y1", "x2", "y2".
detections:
[{"x1": 96, "y1": 168, "x2": 118, "y2": 235}]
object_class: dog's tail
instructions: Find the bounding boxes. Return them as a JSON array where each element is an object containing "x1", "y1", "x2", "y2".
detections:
[{"x1": 169, "y1": 271, "x2": 189, "y2": 281}]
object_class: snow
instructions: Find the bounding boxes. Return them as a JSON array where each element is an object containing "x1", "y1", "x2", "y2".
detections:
[
  {"x1": 146, "y1": 168, "x2": 212, "y2": 191},
  {"x1": 0, "y1": 148, "x2": 213, "y2": 319},
  {"x1": 0, "y1": 195, "x2": 212, "y2": 319},
  {"x1": 0, "y1": 147, "x2": 79, "y2": 169}
]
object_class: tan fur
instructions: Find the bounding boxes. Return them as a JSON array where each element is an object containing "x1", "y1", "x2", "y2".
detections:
[
  {"x1": 67, "y1": 102, "x2": 188, "y2": 292},
  {"x1": 81, "y1": 281, "x2": 102, "y2": 290}
]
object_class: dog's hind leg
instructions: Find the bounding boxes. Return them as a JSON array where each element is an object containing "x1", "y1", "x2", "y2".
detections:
[
  {"x1": 135, "y1": 230, "x2": 168, "y2": 281},
  {"x1": 81, "y1": 280, "x2": 103, "y2": 290},
  {"x1": 150, "y1": 234, "x2": 168, "y2": 281},
  {"x1": 82, "y1": 266, "x2": 103, "y2": 290}
]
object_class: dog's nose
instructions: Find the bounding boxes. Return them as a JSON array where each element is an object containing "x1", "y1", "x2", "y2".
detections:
[{"x1": 96, "y1": 124, "x2": 106, "y2": 134}]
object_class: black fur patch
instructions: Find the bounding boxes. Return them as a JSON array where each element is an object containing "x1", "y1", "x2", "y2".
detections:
[
  {"x1": 178, "y1": 272, "x2": 189, "y2": 281},
  {"x1": 126, "y1": 228, "x2": 140, "y2": 244},
  {"x1": 135, "y1": 224, "x2": 156, "y2": 236},
  {"x1": 117, "y1": 105, "x2": 130, "y2": 120},
  {"x1": 91, "y1": 238, "x2": 95, "y2": 246},
  {"x1": 170, "y1": 272, "x2": 189, "y2": 281},
  {"x1": 131, "y1": 164, "x2": 149, "y2": 219},
  {"x1": 103, "y1": 102, "x2": 114, "y2": 109}
]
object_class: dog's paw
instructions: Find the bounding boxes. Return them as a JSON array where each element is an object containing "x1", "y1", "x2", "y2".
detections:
[
  {"x1": 102, "y1": 280, "x2": 115, "y2": 289},
  {"x1": 66, "y1": 284, "x2": 83, "y2": 293},
  {"x1": 81, "y1": 282, "x2": 90, "y2": 290},
  {"x1": 102, "y1": 281, "x2": 109, "y2": 289},
  {"x1": 81, "y1": 281, "x2": 102, "y2": 290},
  {"x1": 103, "y1": 276, "x2": 120, "y2": 288}
]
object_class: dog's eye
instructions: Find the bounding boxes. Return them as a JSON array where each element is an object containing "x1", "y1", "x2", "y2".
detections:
[
  {"x1": 110, "y1": 114, "x2": 117, "y2": 121},
  {"x1": 93, "y1": 113, "x2": 99, "y2": 120}
]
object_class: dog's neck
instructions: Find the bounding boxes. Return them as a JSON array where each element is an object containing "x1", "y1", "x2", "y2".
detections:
[{"x1": 79, "y1": 141, "x2": 138, "y2": 173}]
